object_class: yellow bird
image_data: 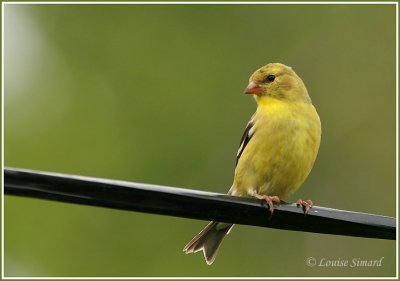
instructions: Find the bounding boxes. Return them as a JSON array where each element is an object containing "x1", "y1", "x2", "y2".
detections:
[{"x1": 183, "y1": 63, "x2": 321, "y2": 265}]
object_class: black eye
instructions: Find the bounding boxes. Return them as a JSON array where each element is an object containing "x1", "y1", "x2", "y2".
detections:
[{"x1": 266, "y1": 75, "x2": 275, "y2": 82}]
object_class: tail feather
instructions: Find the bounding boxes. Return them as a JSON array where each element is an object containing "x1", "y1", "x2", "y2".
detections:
[{"x1": 183, "y1": 221, "x2": 233, "y2": 265}]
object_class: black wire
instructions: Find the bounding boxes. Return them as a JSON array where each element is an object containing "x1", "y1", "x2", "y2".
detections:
[{"x1": 4, "y1": 167, "x2": 396, "y2": 240}]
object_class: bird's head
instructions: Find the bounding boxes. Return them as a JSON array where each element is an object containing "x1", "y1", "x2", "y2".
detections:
[{"x1": 244, "y1": 63, "x2": 311, "y2": 103}]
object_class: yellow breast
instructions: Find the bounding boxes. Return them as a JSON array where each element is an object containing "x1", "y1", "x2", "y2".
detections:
[{"x1": 232, "y1": 98, "x2": 321, "y2": 198}]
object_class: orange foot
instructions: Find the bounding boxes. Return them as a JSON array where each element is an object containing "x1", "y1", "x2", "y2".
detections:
[
  {"x1": 296, "y1": 199, "x2": 313, "y2": 215},
  {"x1": 253, "y1": 194, "x2": 281, "y2": 215}
]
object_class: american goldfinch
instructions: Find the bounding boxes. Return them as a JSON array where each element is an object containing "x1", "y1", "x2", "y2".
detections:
[{"x1": 183, "y1": 63, "x2": 321, "y2": 265}]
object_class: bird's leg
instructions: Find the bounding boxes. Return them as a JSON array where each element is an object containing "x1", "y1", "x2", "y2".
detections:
[
  {"x1": 296, "y1": 199, "x2": 313, "y2": 215},
  {"x1": 252, "y1": 193, "x2": 281, "y2": 216}
]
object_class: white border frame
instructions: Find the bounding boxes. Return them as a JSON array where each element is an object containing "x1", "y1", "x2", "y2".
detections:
[{"x1": 1, "y1": 1, "x2": 398, "y2": 280}]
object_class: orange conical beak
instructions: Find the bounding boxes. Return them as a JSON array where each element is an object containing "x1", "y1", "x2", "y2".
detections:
[{"x1": 244, "y1": 81, "x2": 263, "y2": 95}]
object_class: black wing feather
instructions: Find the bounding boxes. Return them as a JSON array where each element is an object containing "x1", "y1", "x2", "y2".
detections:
[{"x1": 235, "y1": 119, "x2": 254, "y2": 167}]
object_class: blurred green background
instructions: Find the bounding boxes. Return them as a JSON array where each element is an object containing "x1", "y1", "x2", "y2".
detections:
[{"x1": 4, "y1": 3, "x2": 396, "y2": 277}]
